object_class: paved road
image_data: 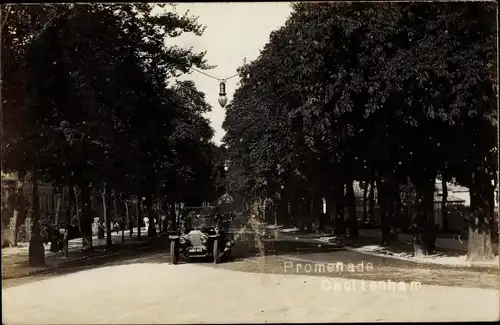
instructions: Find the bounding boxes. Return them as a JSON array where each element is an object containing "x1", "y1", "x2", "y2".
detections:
[{"x1": 2, "y1": 215, "x2": 499, "y2": 323}]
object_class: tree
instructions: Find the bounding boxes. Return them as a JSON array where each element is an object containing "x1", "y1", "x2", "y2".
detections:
[
  {"x1": 223, "y1": 1, "x2": 497, "y2": 260},
  {"x1": 2, "y1": 4, "x2": 218, "y2": 259}
]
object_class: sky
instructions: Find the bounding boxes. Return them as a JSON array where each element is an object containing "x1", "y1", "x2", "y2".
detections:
[{"x1": 160, "y1": 2, "x2": 293, "y2": 145}]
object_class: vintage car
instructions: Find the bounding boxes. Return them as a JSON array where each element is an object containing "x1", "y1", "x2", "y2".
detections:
[{"x1": 169, "y1": 206, "x2": 236, "y2": 264}]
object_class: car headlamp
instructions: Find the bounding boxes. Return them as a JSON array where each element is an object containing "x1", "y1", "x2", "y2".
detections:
[
  {"x1": 200, "y1": 235, "x2": 208, "y2": 244},
  {"x1": 179, "y1": 236, "x2": 187, "y2": 244}
]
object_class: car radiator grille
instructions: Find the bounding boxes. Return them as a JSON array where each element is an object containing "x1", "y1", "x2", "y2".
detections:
[{"x1": 188, "y1": 233, "x2": 203, "y2": 246}]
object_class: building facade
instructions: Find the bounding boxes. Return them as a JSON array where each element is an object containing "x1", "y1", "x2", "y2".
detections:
[{"x1": 1, "y1": 172, "x2": 54, "y2": 222}]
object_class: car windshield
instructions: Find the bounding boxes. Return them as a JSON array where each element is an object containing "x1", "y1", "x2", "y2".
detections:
[{"x1": 190, "y1": 216, "x2": 215, "y2": 229}]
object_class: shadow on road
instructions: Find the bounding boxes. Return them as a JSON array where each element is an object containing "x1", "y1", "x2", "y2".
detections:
[
  {"x1": 230, "y1": 237, "x2": 345, "y2": 260},
  {"x1": 2, "y1": 233, "x2": 347, "y2": 285},
  {"x1": 4, "y1": 230, "x2": 497, "y2": 291}
]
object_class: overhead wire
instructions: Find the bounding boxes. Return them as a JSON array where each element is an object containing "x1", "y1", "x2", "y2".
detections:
[
  {"x1": 191, "y1": 67, "x2": 220, "y2": 81},
  {"x1": 191, "y1": 67, "x2": 239, "y2": 82}
]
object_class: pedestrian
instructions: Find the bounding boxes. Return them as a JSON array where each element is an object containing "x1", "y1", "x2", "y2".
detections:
[
  {"x1": 129, "y1": 219, "x2": 134, "y2": 237},
  {"x1": 148, "y1": 216, "x2": 157, "y2": 237},
  {"x1": 58, "y1": 224, "x2": 66, "y2": 251},
  {"x1": 114, "y1": 221, "x2": 120, "y2": 234},
  {"x1": 61, "y1": 224, "x2": 69, "y2": 257},
  {"x1": 40, "y1": 222, "x2": 49, "y2": 245},
  {"x1": 162, "y1": 217, "x2": 168, "y2": 233},
  {"x1": 97, "y1": 220, "x2": 105, "y2": 239},
  {"x1": 49, "y1": 224, "x2": 59, "y2": 252}
]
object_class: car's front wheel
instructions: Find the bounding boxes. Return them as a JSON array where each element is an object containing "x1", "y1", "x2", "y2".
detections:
[{"x1": 170, "y1": 240, "x2": 179, "y2": 265}]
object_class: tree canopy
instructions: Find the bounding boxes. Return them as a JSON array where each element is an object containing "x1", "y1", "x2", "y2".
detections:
[
  {"x1": 2, "y1": 3, "x2": 220, "y2": 248},
  {"x1": 223, "y1": 1, "x2": 497, "y2": 260}
]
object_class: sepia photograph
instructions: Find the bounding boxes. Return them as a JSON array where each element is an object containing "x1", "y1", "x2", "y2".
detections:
[{"x1": 1, "y1": 1, "x2": 499, "y2": 323}]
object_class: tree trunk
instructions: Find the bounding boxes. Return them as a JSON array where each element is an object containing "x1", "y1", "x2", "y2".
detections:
[
  {"x1": 422, "y1": 176, "x2": 436, "y2": 254},
  {"x1": 3, "y1": 188, "x2": 12, "y2": 225},
  {"x1": 362, "y1": 181, "x2": 369, "y2": 223},
  {"x1": 308, "y1": 195, "x2": 315, "y2": 233},
  {"x1": 378, "y1": 179, "x2": 391, "y2": 246},
  {"x1": 124, "y1": 199, "x2": 129, "y2": 241},
  {"x1": 135, "y1": 199, "x2": 141, "y2": 240},
  {"x1": 80, "y1": 183, "x2": 93, "y2": 251},
  {"x1": 467, "y1": 170, "x2": 494, "y2": 262},
  {"x1": 101, "y1": 185, "x2": 112, "y2": 248},
  {"x1": 297, "y1": 197, "x2": 306, "y2": 232},
  {"x1": 304, "y1": 196, "x2": 312, "y2": 233},
  {"x1": 389, "y1": 182, "x2": 400, "y2": 241},
  {"x1": 54, "y1": 189, "x2": 62, "y2": 227},
  {"x1": 62, "y1": 185, "x2": 72, "y2": 258},
  {"x1": 333, "y1": 185, "x2": 346, "y2": 237},
  {"x1": 264, "y1": 198, "x2": 272, "y2": 225},
  {"x1": 73, "y1": 186, "x2": 81, "y2": 232},
  {"x1": 486, "y1": 181, "x2": 496, "y2": 244},
  {"x1": 289, "y1": 194, "x2": 299, "y2": 228},
  {"x1": 394, "y1": 186, "x2": 402, "y2": 229},
  {"x1": 129, "y1": 198, "x2": 135, "y2": 237},
  {"x1": 297, "y1": 196, "x2": 308, "y2": 233},
  {"x1": 346, "y1": 181, "x2": 358, "y2": 237},
  {"x1": 387, "y1": 184, "x2": 394, "y2": 230},
  {"x1": 112, "y1": 192, "x2": 122, "y2": 241},
  {"x1": 317, "y1": 197, "x2": 326, "y2": 233},
  {"x1": 277, "y1": 192, "x2": 289, "y2": 227},
  {"x1": 28, "y1": 170, "x2": 45, "y2": 266},
  {"x1": 10, "y1": 209, "x2": 19, "y2": 247},
  {"x1": 313, "y1": 194, "x2": 322, "y2": 231},
  {"x1": 156, "y1": 196, "x2": 162, "y2": 233},
  {"x1": 166, "y1": 198, "x2": 176, "y2": 231},
  {"x1": 368, "y1": 180, "x2": 375, "y2": 222},
  {"x1": 412, "y1": 175, "x2": 436, "y2": 257},
  {"x1": 146, "y1": 194, "x2": 157, "y2": 237},
  {"x1": 326, "y1": 194, "x2": 335, "y2": 232},
  {"x1": 412, "y1": 183, "x2": 424, "y2": 257},
  {"x1": 113, "y1": 193, "x2": 118, "y2": 228},
  {"x1": 273, "y1": 200, "x2": 278, "y2": 226},
  {"x1": 441, "y1": 175, "x2": 449, "y2": 231},
  {"x1": 10, "y1": 175, "x2": 26, "y2": 247},
  {"x1": 124, "y1": 200, "x2": 130, "y2": 227}
]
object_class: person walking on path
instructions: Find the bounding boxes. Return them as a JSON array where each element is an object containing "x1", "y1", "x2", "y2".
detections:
[{"x1": 114, "y1": 221, "x2": 120, "y2": 234}]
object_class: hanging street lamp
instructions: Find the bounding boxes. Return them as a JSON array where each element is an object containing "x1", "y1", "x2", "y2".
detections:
[
  {"x1": 218, "y1": 80, "x2": 228, "y2": 108},
  {"x1": 190, "y1": 67, "x2": 239, "y2": 108}
]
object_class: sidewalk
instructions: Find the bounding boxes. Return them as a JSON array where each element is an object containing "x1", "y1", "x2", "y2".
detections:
[
  {"x1": 274, "y1": 227, "x2": 499, "y2": 268},
  {"x1": 1, "y1": 226, "x2": 159, "y2": 280},
  {"x1": 271, "y1": 226, "x2": 498, "y2": 253},
  {"x1": 358, "y1": 229, "x2": 499, "y2": 253}
]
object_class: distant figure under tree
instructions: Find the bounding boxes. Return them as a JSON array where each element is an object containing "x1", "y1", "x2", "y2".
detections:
[
  {"x1": 97, "y1": 220, "x2": 105, "y2": 239},
  {"x1": 148, "y1": 216, "x2": 157, "y2": 237}
]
